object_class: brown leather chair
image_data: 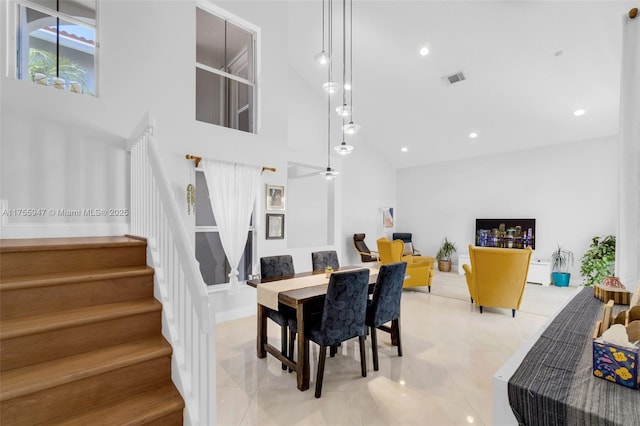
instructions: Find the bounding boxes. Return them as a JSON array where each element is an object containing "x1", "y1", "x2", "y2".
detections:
[{"x1": 353, "y1": 234, "x2": 379, "y2": 264}]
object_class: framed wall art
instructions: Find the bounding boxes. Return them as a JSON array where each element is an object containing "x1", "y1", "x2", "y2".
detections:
[
  {"x1": 382, "y1": 207, "x2": 394, "y2": 228},
  {"x1": 266, "y1": 184, "x2": 285, "y2": 211},
  {"x1": 266, "y1": 213, "x2": 285, "y2": 239}
]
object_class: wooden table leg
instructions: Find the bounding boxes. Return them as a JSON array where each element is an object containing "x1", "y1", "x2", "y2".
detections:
[
  {"x1": 257, "y1": 303, "x2": 267, "y2": 358},
  {"x1": 296, "y1": 303, "x2": 310, "y2": 391}
]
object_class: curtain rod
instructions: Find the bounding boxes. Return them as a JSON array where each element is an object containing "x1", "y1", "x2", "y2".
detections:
[{"x1": 185, "y1": 154, "x2": 276, "y2": 173}]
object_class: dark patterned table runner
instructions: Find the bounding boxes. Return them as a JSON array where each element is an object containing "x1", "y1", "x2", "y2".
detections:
[{"x1": 507, "y1": 287, "x2": 640, "y2": 426}]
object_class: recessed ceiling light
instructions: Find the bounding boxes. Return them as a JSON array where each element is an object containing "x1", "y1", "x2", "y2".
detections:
[
  {"x1": 401, "y1": 147, "x2": 408, "y2": 152},
  {"x1": 469, "y1": 132, "x2": 478, "y2": 139},
  {"x1": 574, "y1": 109, "x2": 586, "y2": 116},
  {"x1": 419, "y1": 47, "x2": 429, "y2": 56}
]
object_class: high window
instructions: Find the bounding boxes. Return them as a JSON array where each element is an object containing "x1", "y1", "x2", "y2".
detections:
[
  {"x1": 15, "y1": 0, "x2": 97, "y2": 95},
  {"x1": 194, "y1": 171, "x2": 255, "y2": 286},
  {"x1": 195, "y1": 5, "x2": 257, "y2": 133}
]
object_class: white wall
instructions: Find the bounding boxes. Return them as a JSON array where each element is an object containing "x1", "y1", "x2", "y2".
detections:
[{"x1": 396, "y1": 135, "x2": 618, "y2": 285}]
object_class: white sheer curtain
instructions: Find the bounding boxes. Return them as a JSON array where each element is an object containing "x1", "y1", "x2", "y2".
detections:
[
  {"x1": 616, "y1": 10, "x2": 639, "y2": 292},
  {"x1": 202, "y1": 159, "x2": 261, "y2": 290}
]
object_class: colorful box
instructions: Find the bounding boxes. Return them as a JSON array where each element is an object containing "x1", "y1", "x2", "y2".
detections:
[{"x1": 592, "y1": 321, "x2": 640, "y2": 389}]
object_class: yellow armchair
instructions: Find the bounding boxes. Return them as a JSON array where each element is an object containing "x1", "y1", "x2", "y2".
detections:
[
  {"x1": 377, "y1": 238, "x2": 435, "y2": 291},
  {"x1": 462, "y1": 244, "x2": 532, "y2": 317}
]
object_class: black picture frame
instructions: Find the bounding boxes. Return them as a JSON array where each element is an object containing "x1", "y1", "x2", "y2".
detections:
[{"x1": 266, "y1": 213, "x2": 285, "y2": 239}]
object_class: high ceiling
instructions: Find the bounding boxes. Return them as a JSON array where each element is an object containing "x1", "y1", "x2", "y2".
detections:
[{"x1": 287, "y1": 0, "x2": 635, "y2": 169}]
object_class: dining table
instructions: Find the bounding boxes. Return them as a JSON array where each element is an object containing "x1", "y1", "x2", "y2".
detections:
[{"x1": 247, "y1": 266, "x2": 380, "y2": 391}]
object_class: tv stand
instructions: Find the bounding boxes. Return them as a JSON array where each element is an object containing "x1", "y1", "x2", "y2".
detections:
[{"x1": 457, "y1": 254, "x2": 551, "y2": 286}]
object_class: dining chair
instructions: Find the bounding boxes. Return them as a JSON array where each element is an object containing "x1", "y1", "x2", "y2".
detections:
[
  {"x1": 311, "y1": 250, "x2": 340, "y2": 272},
  {"x1": 260, "y1": 255, "x2": 296, "y2": 369},
  {"x1": 366, "y1": 262, "x2": 407, "y2": 371},
  {"x1": 304, "y1": 269, "x2": 370, "y2": 398}
]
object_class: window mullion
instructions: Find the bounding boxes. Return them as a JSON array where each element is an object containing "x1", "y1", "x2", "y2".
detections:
[{"x1": 195, "y1": 62, "x2": 254, "y2": 87}]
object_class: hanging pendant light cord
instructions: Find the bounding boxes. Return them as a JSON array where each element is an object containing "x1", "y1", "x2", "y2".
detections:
[
  {"x1": 349, "y1": 0, "x2": 354, "y2": 120},
  {"x1": 327, "y1": 0, "x2": 332, "y2": 169},
  {"x1": 342, "y1": 0, "x2": 346, "y2": 110},
  {"x1": 321, "y1": 0, "x2": 325, "y2": 53}
]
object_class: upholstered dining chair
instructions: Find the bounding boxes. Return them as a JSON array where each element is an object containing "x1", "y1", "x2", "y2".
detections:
[
  {"x1": 260, "y1": 255, "x2": 296, "y2": 369},
  {"x1": 311, "y1": 250, "x2": 340, "y2": 272},
  {"x1": 299, "y1": 269, "x2": 370, "y2": 398},
  {"x1": 377, "y1": 237, "x2": 434, "y2": 291},
  {"x1": 462, "y1": 245, "x2": 532, "y2": 317},
  {"x1": 352, "y1": 234, "x2": 380, "y2": 264},
  {"x1": 366, "y1": 261, "x2": 407, "y2": 371}
]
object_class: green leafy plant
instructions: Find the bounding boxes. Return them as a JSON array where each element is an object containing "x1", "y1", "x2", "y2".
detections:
[
  {"x1": 436, "y1": 237, "x2": 457, "y2": 261},
  {"x1": 551, "y1": 244, "x2": 574, "y2": 273},
  {"x1": 580, "y1": 235, "x2": 616, "y2": 287},
  {"x1": 28, "y1": 48, "x2": 90, "y2": 93}
]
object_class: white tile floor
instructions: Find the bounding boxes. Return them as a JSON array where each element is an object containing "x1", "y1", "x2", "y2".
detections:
[{"x1": 216, "y1": 270, "x2": 577, "y2": 426}]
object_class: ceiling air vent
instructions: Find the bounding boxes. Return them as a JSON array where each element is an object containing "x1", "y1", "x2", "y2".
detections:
[{"x1": 443, "y1": 71, "x2": 466, "y2": 86}]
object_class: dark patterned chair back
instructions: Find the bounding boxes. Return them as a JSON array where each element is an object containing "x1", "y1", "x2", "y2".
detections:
[
  {"x1": 367, "y1": 262, "x2": 406, "y2": 327},
  {"x1": 392, "y1": 233, "x2": 412, "y2": 244},
  {"x1": 260, "y1": 255, "x2": 295, "y2": 279},
  {"x1": 311, "y1": 250, "x2": 340, "y2": 272},
  {"x1": 313, "y1": 269, "x2": 369, "y2": 347},
  {"x1": 353, "y1": 234, "x2": 377, "y2": 262}
]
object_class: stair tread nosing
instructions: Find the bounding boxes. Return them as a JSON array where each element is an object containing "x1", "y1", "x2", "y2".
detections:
[
  {"x1": 45, "y1": 382, "x2": 184, "y2": 426},
  {"x1": 0, "y1": 266, "x2": 154, "y2": 289},
  {"x1": 0, "y1": 236, "x2": 146, "y2": 253},
  {"x1": 0, "y1": 299, "x2": 161, "y2": 340},
  {"x1": 0, "y1": 336, "x2": 172, "y2": 401}
]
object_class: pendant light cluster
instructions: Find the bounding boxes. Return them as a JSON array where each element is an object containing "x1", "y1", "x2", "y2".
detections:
[{"x1": 317, "y1": 0, "x2": 360, "y2": 179}]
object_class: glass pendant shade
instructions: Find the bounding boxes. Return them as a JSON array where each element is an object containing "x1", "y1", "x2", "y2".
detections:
[
  {"x1": 319, "y1": 167, "x2": 340, "y2": 179},
  {"x1": 335, "y1": 104, "x2": 351, "y2": 117},
  {"x1": 334, "y1": 141, "x2": 354, "y2": 155},
  {"x1": 315, "y1": 50, "x2": 329, "y2": 65},
  {"x1": 343, "y1": 121, "x2": 361, "y2": 134},
  {"x1": 323, "y1": 81, "x2": 338, "y2": 94}
]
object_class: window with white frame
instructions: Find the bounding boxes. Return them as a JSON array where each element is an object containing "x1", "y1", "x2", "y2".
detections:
[
  {"x1": 195, "y1": 5, "x2": 256, "y2": 133},
  {"x1": 195, "y1": 171, "x2": 255, "y2": 285},
  {"x1": 15, "y1": 0, "x2": 97, "y2": 95}
]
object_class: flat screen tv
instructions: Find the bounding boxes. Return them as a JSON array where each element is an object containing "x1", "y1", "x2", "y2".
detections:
[{"x1": 475, "y1": 218, "x2": 535, "y2": 250}]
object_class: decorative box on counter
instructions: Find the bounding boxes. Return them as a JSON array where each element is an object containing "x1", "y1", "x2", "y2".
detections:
[{"x1": 592, "y1": 305, "x2": 640, "y2": 390}]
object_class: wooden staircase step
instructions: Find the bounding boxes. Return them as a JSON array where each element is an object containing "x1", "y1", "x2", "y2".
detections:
[
  {"x1": 44, "y1": 383, "x2": 184, "y2": 426},
  {"x1": 0, "y1": 299, "x2": 162, "y2": 371},
  {"x1": 0, "y1": 336, "x2": 173, "y2": 425},
  {"x1": 0, "y1": 237, "x2": 147, "y2": 279},
  {"x1": 0, "y1": 266, "x2": 154, "y2": 320}
]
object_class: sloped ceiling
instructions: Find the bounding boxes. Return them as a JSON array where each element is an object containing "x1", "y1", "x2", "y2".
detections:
[{"x1": 287, "y1": 0, "x2": 635, "y2": 169}]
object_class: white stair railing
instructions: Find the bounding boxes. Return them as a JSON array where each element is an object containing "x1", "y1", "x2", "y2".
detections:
[{"x1": 127, "y1": 113, "x2": 216, "y2": 426}]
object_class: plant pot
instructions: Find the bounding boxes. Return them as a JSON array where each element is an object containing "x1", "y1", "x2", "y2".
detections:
[
  {"x1": 552, "y1": 272, "x2": 570, "y2": 287},
  {"x1": 438, "y1": 259, "x2": 451, "y2": 272}
]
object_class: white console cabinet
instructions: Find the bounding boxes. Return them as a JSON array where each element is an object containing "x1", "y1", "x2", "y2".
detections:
[{"x1": 457, "y1": 254, "x2": 552, "y2": 286}]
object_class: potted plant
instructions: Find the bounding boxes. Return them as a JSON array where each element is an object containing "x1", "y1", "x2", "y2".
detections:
[
  {"x1": 551, "y1": 244, "x2": 573, "y2": 287},
  {"x1": 436, "y1": 237, "x2": 457, "y2": 272},
  {"x1": 580, "y1": 235, "x2": 616, "y2": 287}
]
